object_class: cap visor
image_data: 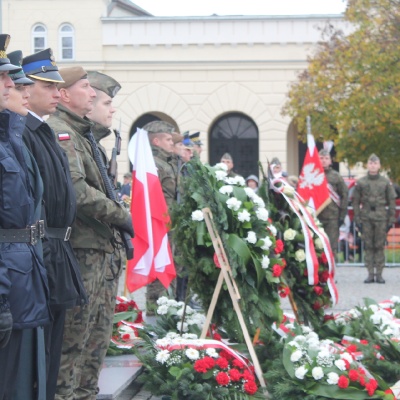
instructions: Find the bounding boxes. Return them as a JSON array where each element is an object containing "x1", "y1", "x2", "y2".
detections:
[
  {"x1": 27, "y1": 70, "x2": 64, "y2": 83},
  {"x1": 13, "y1": 76, "x2": 34, "y2": 85},
  {"x1": 0, "y1": 63, "x2": 22, "y2": 73}
]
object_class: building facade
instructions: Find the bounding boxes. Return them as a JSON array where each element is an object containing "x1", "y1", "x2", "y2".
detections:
[{"x1": 1, "y1": 0, "x2": 351, "y2": 178}]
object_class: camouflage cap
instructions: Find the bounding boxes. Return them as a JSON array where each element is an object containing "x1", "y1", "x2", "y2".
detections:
[
  {"x1": 368, "y1": 153, "x2": 380, "y2": 162},
  {"x1": 142, "y1": 120, "x2": 176, "y2": 134},
  {"x1": 57, "y1": 66, "x2": 87, "y2": 89},
  {"x1": 318, "y1": 149, "x2": 330, "y2": 157},
  {"x1": 87, "y1": 71, "x2": 121, "y2": 98}
]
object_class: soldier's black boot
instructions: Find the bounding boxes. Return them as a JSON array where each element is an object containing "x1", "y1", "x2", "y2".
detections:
[
  {"x1": 364, "y1": 273, "x2": 375, "y2": 284},
  {"x1": 375, "y1": 273, "x2": 385, "y2": 284}
]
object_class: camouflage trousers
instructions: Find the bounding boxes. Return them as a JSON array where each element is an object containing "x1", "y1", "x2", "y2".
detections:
[
  {"x1": 362, "y1": 219, "x2": 387, "y2": 275},
  {"x1": 319, "y1": 218, "x2": 339, "y2": 253},
  {"x1": 55, "y1": 247, "x2": 123, "y2": 400}
]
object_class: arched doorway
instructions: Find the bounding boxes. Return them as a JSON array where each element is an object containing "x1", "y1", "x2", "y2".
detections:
[{"x1": 209, "y1": 113, "x2": 259, "y2": 178}]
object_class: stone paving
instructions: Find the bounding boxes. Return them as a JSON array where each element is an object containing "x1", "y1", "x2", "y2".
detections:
[{"x1": 109, "y1": 265, "x2": 400, "y2": 399}]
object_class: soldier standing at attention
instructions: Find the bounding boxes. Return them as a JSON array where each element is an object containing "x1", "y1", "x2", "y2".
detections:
[
  {"x1": 47, "y1": 67, "x2": 133, "y2": 400},
  {"x1": 318, "y1": 149, "x2": 348, "y2": 255},
  {"x1": 352, "y1": 154, "x2": 396, "y2": 284},
  {"x1": 21, "y1": 49, "x2": 88, "y2": 400}
]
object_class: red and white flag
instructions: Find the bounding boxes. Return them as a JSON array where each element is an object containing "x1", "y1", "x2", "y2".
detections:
[
  {"x1": 126, "y1": 128, "x2": 176, "y2": 292},
  {"x1": 297, "y1": 133, "x2": 331, "y2": 215}
]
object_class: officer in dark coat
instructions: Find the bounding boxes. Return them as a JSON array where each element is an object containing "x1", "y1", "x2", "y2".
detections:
[
  {"x1": 22, "y1": 48, "x2": 87, "y2": 400},
  {"x1": 0, "y1": 34, "x2": 50, "y2": 399}
]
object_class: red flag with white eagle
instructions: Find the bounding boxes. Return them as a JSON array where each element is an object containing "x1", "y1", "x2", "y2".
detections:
[
  {"x1": 126, "y1": 128, "x2": 176, "y2": 292},
  {"x1": 297, "y1": 122, "x2": 331, "y2": 215}
]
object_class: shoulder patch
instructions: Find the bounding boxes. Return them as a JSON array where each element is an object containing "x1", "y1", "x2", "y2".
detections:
[{"x1": 58, "y1": 132, "x2": 70, "y2": 141}]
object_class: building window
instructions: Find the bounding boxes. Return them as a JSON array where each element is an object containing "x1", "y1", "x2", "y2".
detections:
[
  {"x1": 32, "y1": 24, "x2": 47, "y2": 53},
  {"x1": 59, "y1": 24, "x2": 74, "y2": 60}
]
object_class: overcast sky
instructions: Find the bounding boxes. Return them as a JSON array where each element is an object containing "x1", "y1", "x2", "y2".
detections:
[{"x1": 132, "y1": 0, "x2": 348, "y2": 17}]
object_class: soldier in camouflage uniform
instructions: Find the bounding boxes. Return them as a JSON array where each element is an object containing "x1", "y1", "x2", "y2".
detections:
[
  {"x1": 352, "y1": 154, "x2": 396, "y2": 284},
  {"x1": 318, "y1": 149, "x2": 349, "y2": 254},
  {"x1": 143, "y1": 120, "x2": 178, "y2": 309},
  {"x1": 220, "y1": 152, "x2": 240, "y2": 177},
  {"x1": 47, "y1": 67, "x2": 133, "y2": 400}
]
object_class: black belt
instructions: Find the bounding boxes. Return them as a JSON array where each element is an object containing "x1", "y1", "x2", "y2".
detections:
[
  {"x1": 0, "y1": 220, "x2": 45, "y2": 245},
  {"x1": 46, "y1": 227, "x2": 72, "y2": 241}
]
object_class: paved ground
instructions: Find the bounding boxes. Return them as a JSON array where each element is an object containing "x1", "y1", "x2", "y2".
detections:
[{"x1": 117, "y1": 265, "x2": 400, "y2": 399}]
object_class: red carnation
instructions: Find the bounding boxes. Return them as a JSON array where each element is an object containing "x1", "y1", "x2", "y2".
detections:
[
  {"x1": 122, "y1": 334, "x2": 130, "y2": 340},
  {"x1": 243, "y1": 380, "x2": 258, "y2": 395},
  {"x1": 194, "y1": 359, "x2": 208, "y2": 373},
  {"x1": 338, "y1": 375, "x2": 349, "y2": 389},
  {"x1": 213, "y1": 332, "x2": 222, "y2": 341},
  {"x1": 323, "y1": 314, "x2": 334, "y2": 321},
  {"x1": 215, "y1": 371, "x2": 230, "y2": 386},
  {"x1": 219, "y1": 350, "x2": 234, "y2": 360},
  {"x1": 203, "y1": 356, "x2": 216, "y2": 369},
  {"x1": 216, "y1": 357, "x2": 229, "y2": 369},
  {"x1": 135, "y1": 311, "x2": 144, "y2": 323},
  {"x1": 272, "y1": 264, "x2": 283, "y2": 277},
  {"x1": 319, "y1": 252, "x2": 328, "y2": 264},
  {"x1": 228, "y1": 368, "x2": 242, "y2": 382},
  {"x1": 242, "y1": 369, "x2": 256, "y2": 381},
  {"x1": 348, "y1": 369, "x2": 359, "y2": 381},
  {"x1": 278, "y1": 285, "x2": 290, "y2": 298},
  {"x1": 346, "y1": 344, "x2": 357, "y2": 353},
  {"x1": 368, "y1": 379, "x2": 378, "y2": 390},
  {"x1": 360, "y1": 339, "x2": 369, "y2": 345},
  {"x1": 274, "y1": 239, "x2": 284, "y2": 254},
  {"x1": 313, "y1": 286, "x2": 323, "y2": 296},
  {"x1": 117, "y1": 303, "x2": 129, "y2": 312},
  {"x1": 232, "y1": 359, "x2": 245, "y2": 369},
  {"x1": 366, "y1": 381, "x2": 377, "y2": 396},
  {"x1": 319, "y1": 270, "x2": 329, "y2": 283},
  {"x1": 343, "y1": 359, "x2": 350, "y2": 370},
  {"x1": 359, "y1": 375, "x2": 366, "y2": 387}
]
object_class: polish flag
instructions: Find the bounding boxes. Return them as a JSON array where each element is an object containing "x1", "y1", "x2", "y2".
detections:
[
  {"x1": 126, "y1": 128, "x2": 176, "y2": 292},
  {"x1": 297, "y1": 133, "x2": 331, "y2": 215}
]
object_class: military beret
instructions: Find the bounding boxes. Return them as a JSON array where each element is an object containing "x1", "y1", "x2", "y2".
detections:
[
  {"x1": 57, "y1": 66, "x2": 87, "y2": 89},
  {"x1": 368, "y1": 153, "x2": 380, "y2": 162},
  {"x1": 172, "y1": 133, "x2": 183, "y2": 144},
  {"x1": 7, "y1": 51, "x2": 34, "y2": 85},
  {"x1": 318, "y1": 149, "x2": 330, "y2": 157},
  {"x1": 87, "y1": 71, "x2": 121, "y2": 98},
  {"x1": 0, "y1": 34, "x2": 21, "y2": 73},
  {"x1": 143, "y1": 120, "x2": 176, "y2": 134},
  {"x1": 22, "y1": 48, "x2": 63, "y2": 82}
]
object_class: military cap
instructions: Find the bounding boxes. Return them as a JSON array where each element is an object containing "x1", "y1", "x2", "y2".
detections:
[
  {"x1": 0, "y1": 34, "x2": 21, "y2": 73},
  {"x1": 57, "y1": 66, "x2": 87, "y2": 89},
  {"x1": 123, "y1": 172, "x2": 132, "y2": 179},
  {"x1": 22, "y1": 48, "x2": 63, "y2": 82},
  {"x1": 189, "y1": 131, "x2": 203, "y2": 146},
  {"x1": 368, "y1": 153, "x2": 380, "y2": 162},
  {"x1": 318, "y1": 149, "x2": 330, "y2": 157},
  {"x1": 143, "y1": 120, "x2": 176, "y2": 134},
  {"x1": 172, "y1": 133, "x2": 183, "y2": 144},
  {"x1": 270, "y1": 157, "x2": 281, "y2": 165},
  {"x1": 7, "y1": 51, "x2": 34, "y2": 85},
  {"x1": 221, "y1": 153, "x2": 233, "y2": 161},
  {"x1": 87, "y1": 71, "x2": 121, "y2": 98},
  {"x1": 182, "y1": 136, "x2": 194, "y2": 148}
]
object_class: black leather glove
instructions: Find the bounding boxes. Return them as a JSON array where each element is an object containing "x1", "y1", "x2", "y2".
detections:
[
  {"x1": 117, "y1": 217, "x2": 134, "y2": 238},
  {"x1": 0, "y1": 295, "x2": 12, "y2": 349},
  {"x1": 356, "y1": 223, "x2": 363, "y2": 234}
]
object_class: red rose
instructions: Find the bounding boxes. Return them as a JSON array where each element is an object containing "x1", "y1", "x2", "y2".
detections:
[
  {"x1": 242, "y1": 369, "x2": 256, "y2": 381},
  {"x1": 244, "y1": 380, "x2": 258, "y2": 395},
  {"x1": 319, "y1": 252, "x2": 328, "y2": 264},
  {"x1": 194, "y1": 359, "x2": 208, "y2": 373},
  {"x1": 215, "y1": 371, "x2": 230, "y2": 386},
  {"x1": 337, "y1": 375, "x2": 349, "y2": 389},
  {"x1": 348, "y1": 369, "x2": 359, "y2": 381},
  {"x1": 312, "y1": 301, "x2": 322, "y2": 310},
  {"x1": 272, "y1": 264, "x2": 283, "y2": 277},
  {"x1": 228, "y1": 368, "x2": 241, "y2": 382},
  {"x1": 319, "y1": 270, "x2": 329, "y2": 283},
  {"x1": 117, "y1": 303, "x2": 129, "y2": 312},
  {"x1": 216, "y1": 357, "x2": 229, "y2": 369},
  {"x1": 274, "y1": 239, "x2": 284, "y2": 254},
  {"x1": 313, "y1": 286, "x2": 323, "y2": 296}
]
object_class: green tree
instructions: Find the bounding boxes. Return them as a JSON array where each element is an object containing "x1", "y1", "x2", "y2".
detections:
[{"x1": 282, "y1": 0, "x2": 400, "y2": 179}]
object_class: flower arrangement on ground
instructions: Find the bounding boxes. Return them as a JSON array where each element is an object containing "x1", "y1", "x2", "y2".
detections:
[{"x1": 171, "y1": 160, "x2": 284, "y2": 341}]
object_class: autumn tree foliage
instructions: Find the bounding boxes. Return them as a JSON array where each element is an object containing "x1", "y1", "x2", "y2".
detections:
[{"x1": 282, "y1": 0, "x2": 400, "y2": 179}]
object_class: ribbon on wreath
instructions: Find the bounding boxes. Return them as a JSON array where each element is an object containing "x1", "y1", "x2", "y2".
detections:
[{"x1": 270, "y1": 178, "x2": 338, "y2": 305}]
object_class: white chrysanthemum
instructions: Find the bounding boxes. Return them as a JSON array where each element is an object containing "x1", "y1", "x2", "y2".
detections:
[
  {"x1": 219, "y1": 185, "x2": 233, "y2": 195},
  {"x1": 245, "y1": 231, "x2": 257, "y2": 244},
  {"x1": 349, "y1": 308, "x2": 362, "y2": 319},
  {"x1": 314, "y1": 238, "x2": 324, "y2": 250},
  {"x1": 290, "y1": 350, "x2": 303, "y2": 362},
  {"x1": 261, "y1": 236, "x2": 272, "y2": 250},
  {"x1": 335, "y1": 317, "x2": 346, "y2": 326},
  {"x1": 244, "y1": 187, "x2": 256, "y2": 199},
  {"x1": 327, "y1": 372, "x2": 339, "y2": 385},
  {"x1": 370, "y1": 310, "x2": 393, "y2": 325},
  {"x1": 238, "y1": 209, "x2": 251, "y2": 222},
  {"x1": 185, "y1": 348, "x2": 200, "y2": 360},
  {"x1": 288, "y1": 340, "x2": 301, "y2": 349},
  {"x1": 206, "y1": 348, "x2": 219, "y2": 358},
  {"x1": 176, "y1": 308, "x2": 185, "y2": 317},
  {"x1": 307, "y1": 340, "x2": 320, "y2": 351},
  {"x1": 156, "y1": 349, "x2": 170, "y2": 364},
  {"x1": 157, "y1": 296, "x2": 169, "y2": 305},
  {"x1": 191, "y1": 210, "x2": 204, "y2": 221},
  {"x1": 340, "y1": 352, "x2": 353, "y2": 363},
  {"x1": 167, "y1": 299, "x2": 179, "y2": 308},
  {"x1": 182, "y1": 333, "x2": 198, "y2": 340},
  {"x1": 256, "y1": 208, "x2": 269, "y2": 221},
  {"x1": 215, "y1": 163, "x2": 228, "y2": 171},
  {"x1": 334, "y1": 359, "x2": 346, "y2": 371},
  {"x1": 283, "y1": 228, "x2": 297, "y2": 241},
  {"x1": 176, "y1": 321, "x2": 189, "y2": 332},
  {"x1": 252, "y1": 195, "x2": 265, "y2": 208},
  {"x1": 317, "y1": 349, "x2": 334, "y2": 367},
  {"x1": 312, "y1": 367, "x2": 324, "y2": 380},
  {"x1": 156, "y1": 338, "x2": 172, "y2": 347},
  {"x1": 294, "y1": 335, "x2": 306, "y2": 344},
  {"x1": 306, "y1": 332, "x2": 319, "y2": 342},
  {"x1": 268, "y1": 225, "x2": 277, "y2": 237},
  {"x1": 301, "y1": 326, "x2": 312, "y2": 334},
  {"x1": 226, "y1": 197, "x2": 242, "y2": 211},
  {"x1": 369, "y1": 304, "x2": 379, "y2": 313},
  {"x1": 232, "y1": 176, "x2": 246, "y2": 186},
  {"x1": 294, "y1": 365, "x2": 308, "y2": 380},
  {"x1": 391, "y1": 296, "x2": 400, "y2": 304},
  {"x1": 157, "y1": 305, "x2": 168, "y2": 315},
  {"x1": 295, "y1": 249, "x2": 306, "y2": 262},
  {"x1": 166, "y1": 332, "x2": 179, "y2": 339},
  {"x1": 215, "y1": 170, "x2": 228, "y2": 181},
  {"x1": 261, "y1": 255, "x2": 270, "y2": 269}
]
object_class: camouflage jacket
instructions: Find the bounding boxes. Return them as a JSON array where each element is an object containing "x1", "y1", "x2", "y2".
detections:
[
  {"x1": 47, "y1": 105, "x2": 130, "y2": 253},
  {"x1": 318, "y1": 167, "x2": 349, "y2": 222},
  {"x1": 352, "y1": 173, "x2": 396, "y2": 224},
  {"x1": 152, "y1": 145, "x2": 178, "y2": 211}
]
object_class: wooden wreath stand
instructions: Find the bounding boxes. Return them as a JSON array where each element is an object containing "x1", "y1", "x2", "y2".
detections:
[{"x1": 200, "y1": 208, "x2": 269, "y2": 397}]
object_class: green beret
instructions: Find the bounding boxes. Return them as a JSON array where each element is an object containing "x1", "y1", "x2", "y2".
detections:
[
  {"x1": 57, "y1": 66, "x2": 87, "y2": 89},
  {"x1": 87, "y1": 71, "x2": 121, "y2": 98}
]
